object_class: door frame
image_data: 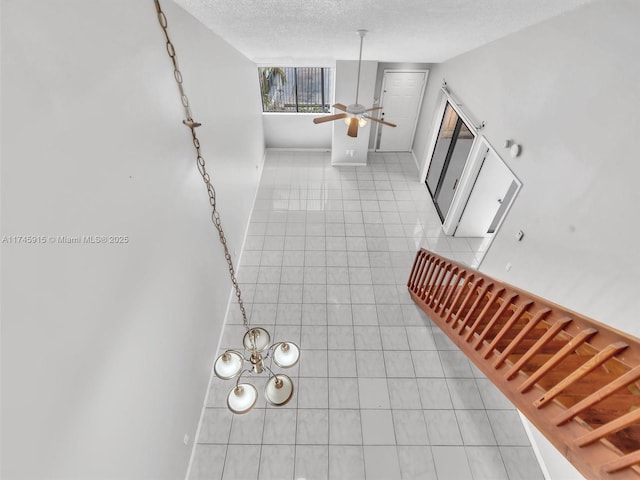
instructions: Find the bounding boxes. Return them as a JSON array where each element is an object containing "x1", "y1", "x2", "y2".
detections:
[{"x1": 374, "y1": 69, "x2": 429, "y2": 152}]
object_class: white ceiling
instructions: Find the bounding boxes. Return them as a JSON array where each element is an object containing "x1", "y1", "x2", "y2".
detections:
[{"x1": 175, "y1": 0, "x2": 595, "y2": 64}]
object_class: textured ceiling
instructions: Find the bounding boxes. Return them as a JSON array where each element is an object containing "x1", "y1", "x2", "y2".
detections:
[{"x1": 174, "y1": 0, "x2": 595, "y2": 63}]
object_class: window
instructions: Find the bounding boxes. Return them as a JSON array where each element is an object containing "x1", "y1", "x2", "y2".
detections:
[{"x1": 258, "y1": 67, "x2": 333, "y2": 113}]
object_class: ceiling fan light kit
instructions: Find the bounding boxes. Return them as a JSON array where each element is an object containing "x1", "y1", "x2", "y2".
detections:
[{"x1": 313, "y1": 30, "x2": 397, "y2": 137}]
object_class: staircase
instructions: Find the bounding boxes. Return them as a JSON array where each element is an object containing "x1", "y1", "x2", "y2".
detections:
[{"x1": 407, "y1": 249, "x2": 640, "y2": 480}]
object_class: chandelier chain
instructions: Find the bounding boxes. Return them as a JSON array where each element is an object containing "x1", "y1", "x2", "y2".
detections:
[{"x1": 153, "y1": 0, "x2": 249, "y2": 331}]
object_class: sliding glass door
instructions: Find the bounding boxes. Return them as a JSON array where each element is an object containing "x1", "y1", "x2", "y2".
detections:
[{"x1": 425, "y1": 101, "x2": 475, "y2": 221}]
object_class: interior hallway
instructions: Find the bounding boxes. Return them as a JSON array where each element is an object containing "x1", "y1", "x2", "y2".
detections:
[{"x1": 189, "y1": 150, "x2": 545, "y2": 480}]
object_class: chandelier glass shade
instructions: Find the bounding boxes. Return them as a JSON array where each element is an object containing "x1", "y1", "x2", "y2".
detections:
[
  {"x1": 242, "y1": 327, "x2": 271, "y2": 352},
  {"x1": 227, "y1": 383, "x2": 258, "y2": 414},
  {"x1": 273, "y1": 341, "x2": 300, "y2": 368},
  {"x1": 264, "y1": 374, "x2": 294, "y2": 406},
  {"x1": 213, "y1": 350, "x2": 244, "y2": 380}
]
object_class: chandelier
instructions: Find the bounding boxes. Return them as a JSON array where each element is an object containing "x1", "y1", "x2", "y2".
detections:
[
  {"x1": 153, "y1": 0, "x2": 300, "y2": 414},
  {"x1": 214, "y1": 329, "x2": 300, "y2": 413}
]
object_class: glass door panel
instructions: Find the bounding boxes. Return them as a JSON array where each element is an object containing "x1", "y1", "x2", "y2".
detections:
[
  {"x1": 425, "y1": 101, "x2": 476, "y2": 221},
  {"x1": 434, "y1": 121, "x2": 474, "y2": 219},
  {"x1": 426, "y1": 103, "x2": 459, "y2": 195}
]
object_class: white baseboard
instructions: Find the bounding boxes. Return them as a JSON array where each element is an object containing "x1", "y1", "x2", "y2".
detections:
[
  {"x1": 265, "y1": 147, "x2": 331, "y2": 153},
  {"x1": 331, "y1": 162, "x2": 367, "y2": 167}
]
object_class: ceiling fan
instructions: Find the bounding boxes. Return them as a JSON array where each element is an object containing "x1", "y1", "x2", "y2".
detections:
[{"x1": 313, "y1": 30, "x2": 397, "y2": 138}]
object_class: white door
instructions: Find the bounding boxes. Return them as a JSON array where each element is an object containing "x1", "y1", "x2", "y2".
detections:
[
  {"x1": 376, "y1": 70, "x2": 428, "y2": 152},
  {"x1": 454, "y1": 148, "x2": 519, "y2": 237}
]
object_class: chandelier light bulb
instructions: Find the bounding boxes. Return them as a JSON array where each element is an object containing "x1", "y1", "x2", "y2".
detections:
[
  {"x1": 227, "y1": 384, "x2": 258, "y2": 414},
  {"x1": 358, "y1": 117, "x2": 367, "y2": 127}
]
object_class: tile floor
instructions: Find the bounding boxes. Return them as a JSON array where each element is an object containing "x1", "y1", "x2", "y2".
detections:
[{"x1": 189, "y1": 150, "x2": 544, "y2": 480}]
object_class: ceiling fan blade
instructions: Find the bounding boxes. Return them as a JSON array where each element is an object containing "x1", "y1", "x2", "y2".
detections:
[
  {"x1": 313, "y1": 113, "x2": 347, "y2": 124},
  {"x1": 364, "y1": 115, "x2": 397, "y2": 127},
  {"x1": 333, "y1": 103, "x2": 348, "y2": 112},
  {"x1": 363, "y1": 106, "x2": 383, "y2": 112},
  {"x1": 347, "y1": 117, "x2": 359, "y2": 137}
]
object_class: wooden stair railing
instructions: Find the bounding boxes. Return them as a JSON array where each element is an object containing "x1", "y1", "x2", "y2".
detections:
[{"x1": 408, "y1": 249, "x2": 640, "y2": 480}]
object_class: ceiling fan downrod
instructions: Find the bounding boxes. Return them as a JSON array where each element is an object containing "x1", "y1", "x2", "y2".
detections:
[{"x1": 354, "y1": 29, "x2": 367, "y2": 106}]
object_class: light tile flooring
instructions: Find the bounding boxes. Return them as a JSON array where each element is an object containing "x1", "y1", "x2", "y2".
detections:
[{"x1": 189, "y1": 151, "x2": 544, "y2": 480}]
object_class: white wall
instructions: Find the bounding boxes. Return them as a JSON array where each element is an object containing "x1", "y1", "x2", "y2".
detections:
[
  {"x1": 0, "y1": 1, "x2": 264, "y2": 479},
  {"x1": 263, "y1": 114, "x2": 331, "y2": 149},
  {"x1": 412, "y1": 0, "x2": 640, "y2": 477},
  {"x1": 331, "y1": 60, "x2": 378, "y2": 165}
]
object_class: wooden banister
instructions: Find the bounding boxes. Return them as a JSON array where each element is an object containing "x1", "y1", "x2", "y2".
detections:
[{"x1": 407, "y1": 249, "x2": 640, "y2": 480}]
